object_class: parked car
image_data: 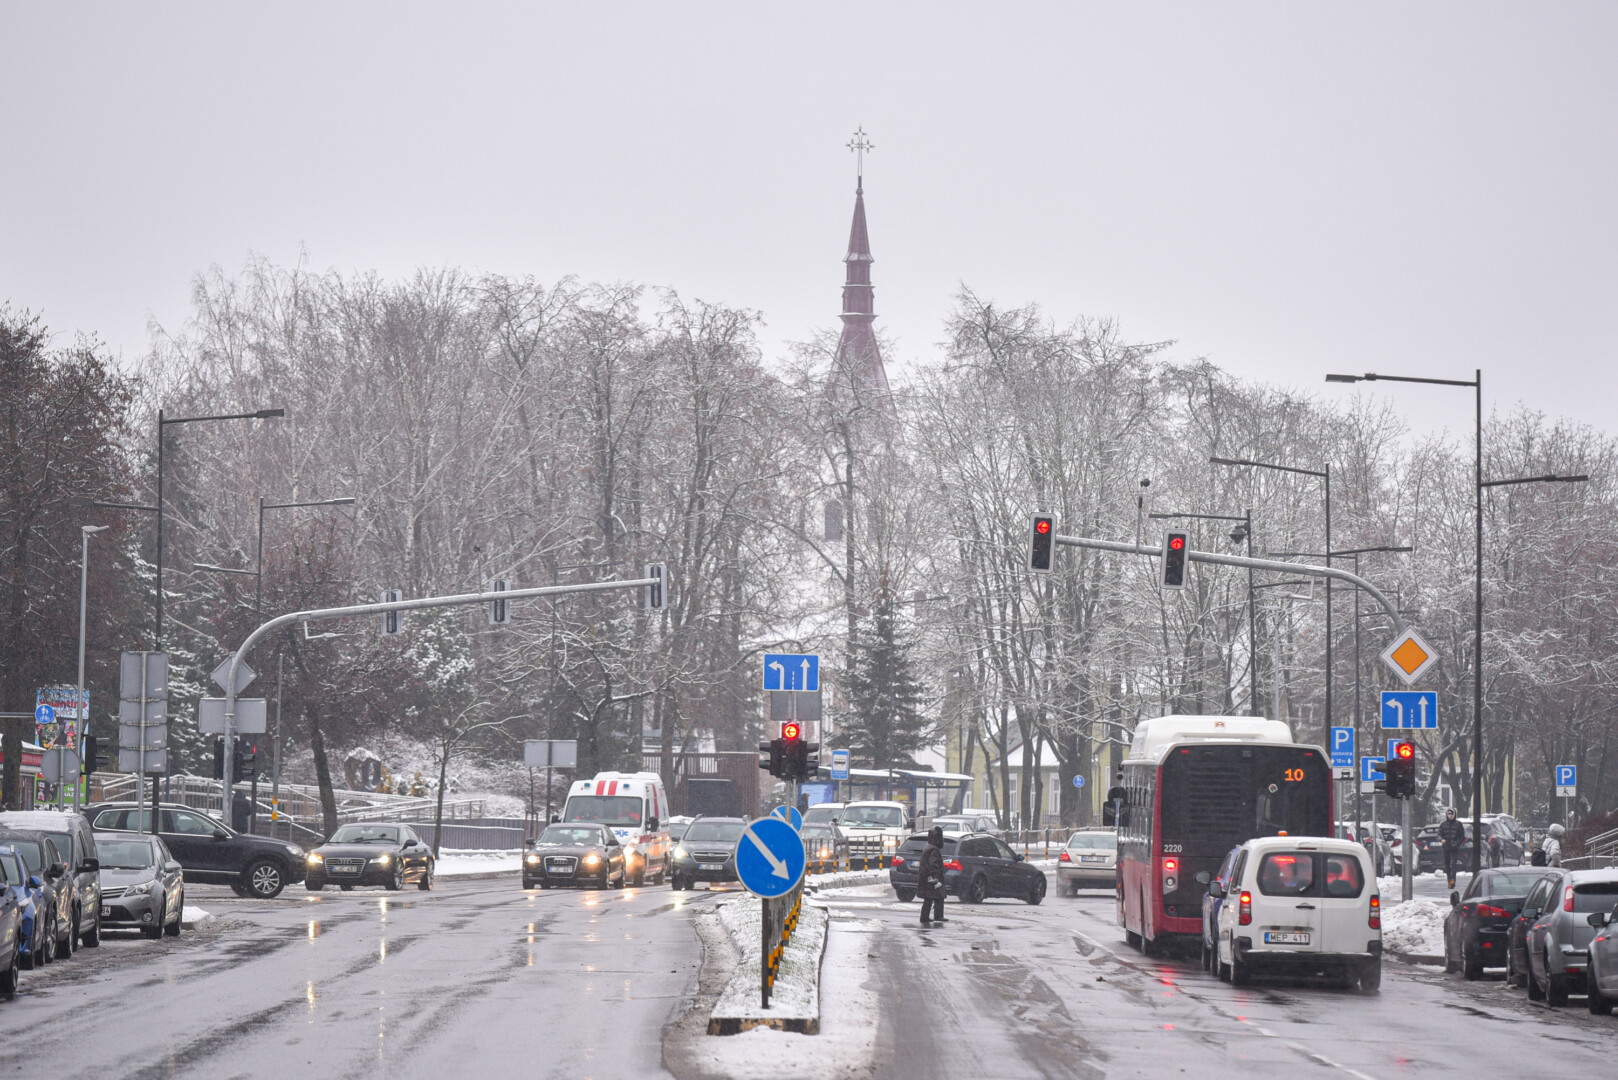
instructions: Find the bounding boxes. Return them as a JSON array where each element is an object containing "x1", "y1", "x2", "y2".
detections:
[
  {"x1": 1209, "y1": 836, "x2": 1381, "y2": 992},
  {"x1": 1521, "y1": 867, "x2": 1618, "y2": 1004},
  {"x1": 1414, "y1": 819, "x2": 1524, "y2": 873},
  {"x1": 801, "y1": 823, "x2": 847, "y2": 874},
  {"x1": 1199, "y1": 847, "x2": 1242, "y2": 972},
  {"x1": 839, "y1": 802, "x2": 913, "y2": 868},
  {"x1": 1584, "y1": 899, "x2": 1618, "y2": 1014},
  {"x1": 95, "y1": 832, "x2": 185, "y2": 939},
  {"x1": 85, "y1": 803, "x2": 303, "y2": 899},
  {"x1": 892, "y1": 831, "x2": 1046, "y2": 905},
  {"x1": 305, "y1": 823, "x2": 434, "y2": 892},
  {"x1": 1057, "y1": 829, "x2": 1117, "y2": 896},
  {"x1": 1442, "y1": 868, "x2": 1546, "y2": 978},
  {"x1": 0, "y1": 849, "x2": 22, "y2": 992},
  {"x1": 0, "y1": 830, "x2": 73, "y2": 964},
  {"x1": 666, "y1": 816, "x2": 695, "y2": 844},
  {"x1": 669, "y1": 817, "x2": 745, "y2": 890},
  {"x1": 1334, "y1": 823, "x2": 1396, "y2": 877},
  {"x1": 0, "y1": 809, "x2": 102, "y2": 948},
  {"x1": 1505, "y1": 870, "x2": 1566, "y2": 990},
  {"x1": 929, "y1": 813, "x2": 1003, "y2": 838},
  {"x1": 801, "y1": 803, "x2": 845, "y2": 829},
  {"x1": 523, "y1": 822, "x2": 625, "y2": 890}
]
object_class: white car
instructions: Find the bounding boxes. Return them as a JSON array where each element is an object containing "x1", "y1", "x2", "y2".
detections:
[
  {"x1": 1057, "y1": 830, "x2": 1116, "y2": 895},
  {"x1": 837, "y1": 802, "x2": 912, "y2": 867},
  {"x1": 1210, "y1": 836, "x2": 1381, "y2": 993}
]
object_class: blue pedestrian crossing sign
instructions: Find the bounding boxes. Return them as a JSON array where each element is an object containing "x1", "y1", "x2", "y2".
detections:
[
  {"x1": 770, "y1": 805, "x2": 803, "y2": 831},
  {"x1": 1330, "y1": 727, "x2": 1355, "y2": 769},
  {"x1": 1361, "y1": 756, "x2": 1386, "y2": 784},
  {"x1": 736, "y1": 817, "x2": 807, "y2": 897},
  {"x1": 1381, "y1": 690, "x2": 1437, "y2": 729},
  {"x1": 1556, "y1": 765, "x2": 1577, "y2": 798},
  {"x1": 763, "y1": 653, "x2": 819, "y2": 692}
]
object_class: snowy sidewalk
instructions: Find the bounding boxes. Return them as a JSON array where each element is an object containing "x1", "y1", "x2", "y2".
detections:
[{"x1": 434, "y1": 849, "x2": 522, "y2": 879}]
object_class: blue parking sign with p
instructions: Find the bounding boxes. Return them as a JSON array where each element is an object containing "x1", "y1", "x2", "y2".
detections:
[{"x1": 1330, "y1": 726, "x2": 1355, "y2": 769}]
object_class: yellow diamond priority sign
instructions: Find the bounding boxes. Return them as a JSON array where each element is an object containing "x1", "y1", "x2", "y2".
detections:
[{"x1": 1380, "y1": 629, "x2": 1438, "y2": 686}]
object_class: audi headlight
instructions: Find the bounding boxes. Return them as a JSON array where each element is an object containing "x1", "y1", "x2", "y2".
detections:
[
  {"x1": 371, "y1": 854, "x2": 392, "y2": 866},
  {"x1": 583, "y1": 853, "x2": 601, "y2": 866},
  {"x1": 306, "y1": 853, "x2": 323, "y2": 865},
  {"x1": 525, "y1": 854, "x2": 541, "y2": 864}
]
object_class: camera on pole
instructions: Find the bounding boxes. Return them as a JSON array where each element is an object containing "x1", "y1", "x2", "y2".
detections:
[
  {"x1": 1028, "y1": 513, "x2": 1055, "y2": 573},
  {"x1": 488, "y1": 578, "x2": 511, "y2": 624},
  {"x1": 380, "y1": 590, "x2": 404, "y2": 634},
  {"x1": 1159, "y1": 529, "x2": 1190, "y2": 590},
  {"x1": 1385, "y1": 740, "x2": 1416, "y2": 799}
]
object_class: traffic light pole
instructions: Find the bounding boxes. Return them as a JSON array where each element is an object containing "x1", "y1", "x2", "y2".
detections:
[
  {"x1": 1402, "y1": 794, "x2": 1413, "y2": 903},
  {"x1": 214, "y1": 576, "x2": 661, "y2": 811}
]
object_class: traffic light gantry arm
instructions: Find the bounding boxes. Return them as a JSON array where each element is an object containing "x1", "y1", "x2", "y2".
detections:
[{"x1": 1049, "y1": 531, "x2": 1406, "y2": 636}]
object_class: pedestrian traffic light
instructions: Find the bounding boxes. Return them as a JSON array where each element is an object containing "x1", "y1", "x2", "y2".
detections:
[
  {"x1": 1159, "y1": 529, "x2": 1190, "y2": 590},
  {"x1": 1385, "y1": 740, "x2": 1416, "y2": 799},
  {"x1": 1028, "y1": 513, "x2": 1055, "y2": 573}
]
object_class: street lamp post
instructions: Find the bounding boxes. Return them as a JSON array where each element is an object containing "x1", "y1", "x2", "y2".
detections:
[
  {"x1": 74, "y1": 525, "x2": 110, "y2": 811},
  {"x1": 1212, "y1": 457, "x2": 1332, "y2": 735},
  {"x1": 1149, "y1": 509, "x2": 1257, "y2": 711},
  {"x1": 1327, "y1": 369, "x2": 1589, "y2": 873}
]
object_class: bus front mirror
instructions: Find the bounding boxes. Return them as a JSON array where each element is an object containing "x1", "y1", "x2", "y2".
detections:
[{"x1": 1195, "y1": 871, "x2": 1211, "y2": 885}]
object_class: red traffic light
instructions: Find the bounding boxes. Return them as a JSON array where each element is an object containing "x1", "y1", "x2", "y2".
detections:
[
  {"x1": 781, "y1": 722, "x2": 801, "y2": 741},
  {"x1": 1168, "y1": 536, "x2": 1185, "y2": 551},
  {"x1": 1395, "y1": 741, "x2": 1415, "y2": 760},
  {"x1": 1034, "y1": 519, "x2": 1051, "y2": 535}
]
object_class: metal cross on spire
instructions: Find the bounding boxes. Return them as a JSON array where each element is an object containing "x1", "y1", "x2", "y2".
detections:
[{"x1": 846, "y1": 126, "x2": 874, "y2": 186}]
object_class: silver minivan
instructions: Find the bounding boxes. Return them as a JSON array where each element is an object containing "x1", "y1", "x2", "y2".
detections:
[{"x1": 1523, "y1": 867, "x2": 1618, "y2": 1005}]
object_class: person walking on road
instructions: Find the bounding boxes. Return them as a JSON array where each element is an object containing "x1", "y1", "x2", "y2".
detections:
[
  {"x1": 1438, "y1": 808, "x2": 1466, "y2": 888},
  {"x1": 917, "y1": 825, "x2": 947, "y2": 926}
]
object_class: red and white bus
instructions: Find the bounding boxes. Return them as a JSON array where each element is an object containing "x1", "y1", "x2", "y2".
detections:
[{"x1": 1117, "y1": 716, "x2": 1332, "y2": 953}]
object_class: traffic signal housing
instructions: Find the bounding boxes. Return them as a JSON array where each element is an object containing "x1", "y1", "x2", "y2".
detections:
[
  {"x1": 645, "y1": 563, "x2": 667, "y2": 611},
  {"x1": 1385, "y1": 740, "x2": 1416, "y2": 799},
  {"x1": 758, "y1": 738, "x2": 785, "y2": 778},
  {"x1": 1159, "y1": 530, "x2": 1190, "y2": 590},
  {"x1": 1028, "y1": 513, "x2": 1055, "y2": 573}
]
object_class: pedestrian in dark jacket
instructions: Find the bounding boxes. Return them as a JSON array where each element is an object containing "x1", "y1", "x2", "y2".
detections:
[
  {"x1": 1437, "y1": 809, "x2": 1466, "y2": 887},
  {"x1": 917, "y1": 825, "x2": 947, "y2": 925}
]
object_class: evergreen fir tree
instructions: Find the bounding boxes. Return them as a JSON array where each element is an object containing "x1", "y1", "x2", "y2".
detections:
[{"x1": 843, "y1": 584, "x2": 928, "y2": 768}]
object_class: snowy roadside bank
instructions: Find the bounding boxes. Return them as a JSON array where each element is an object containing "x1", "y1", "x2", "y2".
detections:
[
  {"x1": 1380, "y1": 897, "x2": 1447, "y2": 963},
  {"x1": 434, "y1": 849, "x2": 522, "y2": 878},
  {"x1": 707, "y1": 894, "x2": 829, "y2": 1035}
]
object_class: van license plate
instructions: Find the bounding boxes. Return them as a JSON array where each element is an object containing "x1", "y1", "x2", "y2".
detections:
[{"x1": 1264, "y1": 931, "x2": 1309, "y2": 945}]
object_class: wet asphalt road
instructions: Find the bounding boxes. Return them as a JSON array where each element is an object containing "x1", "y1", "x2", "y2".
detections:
[
  {"x1": 4, "y1": 869, "x2": 1615, "y2": 1079},
  {"x1": 0, "y1": 875, "x2": 725, "y2": 1080}
]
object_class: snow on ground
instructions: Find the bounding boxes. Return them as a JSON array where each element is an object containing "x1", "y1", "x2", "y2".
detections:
[
  {"x1": 434, "y1": 849, "x2": 522, "y2": 877},
  {"x1": 1381, "y1": 897, "x2": 1448, "y2": 959},
  {"x1": 181, "y1": 905, "x2": 212, "y2": 927},
  {"x1": 712, "y1": 894, "x2": 827, "y2": 1023}
]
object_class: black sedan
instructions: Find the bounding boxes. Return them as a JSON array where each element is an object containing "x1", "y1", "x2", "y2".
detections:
[
  {"x1": 1416, "y1": 820, "x2": 1524, "y2": 873},
  {"x1": 305, "y1": 823, "x2": 435, "y2": 891},
  {"x1": 669, "y1": 817, "x2": 745, "y2": 890},
  {"x1": 1443, "y1": 868, "x2": 1547, "y2": 978},
  {"x1": 523, "y1": 823, "x2": 625, "y2": 889}
]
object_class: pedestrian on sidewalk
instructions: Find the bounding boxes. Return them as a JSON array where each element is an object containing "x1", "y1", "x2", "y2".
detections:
[
  {"x1": 1437, "y1": 808, "x2": 1465, "y2": 888},
  {"x1": 1542, "y1": 823, "x2": 1564, "y2": 867},
  {"x1": 917, "y1": 825, "x2": 947, "y2": 926}
]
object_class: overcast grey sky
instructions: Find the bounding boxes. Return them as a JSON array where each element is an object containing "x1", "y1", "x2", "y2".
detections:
[{"x1": 4, "y1": 3, "x2": 1614, "y2": 440}]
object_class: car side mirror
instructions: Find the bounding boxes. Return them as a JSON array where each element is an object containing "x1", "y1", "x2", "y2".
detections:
[
  {"x1": 1014, "y1": 853, "x2": 1024, "y2": 862},
  {"x1": 1195, "y1": 871, "x2": 1212, "y2": 885},
  {"x1": 647, "y1": 817, "x2": 659, "y2": 831},
  {"x1": 47, "y1": 862, "x2": 65, "y2": 878},
  {"x1": 164, "y1": 861, "x2": 182, "y2": 874},
  {"x1": 1450, "y1": 892, "x2": 1460, "y2": 907},
  {"x1": 212, "y1": 829, "x2": 229, "y2": 841},
  {"x1": 27, "y1": 875, "x2": 42, "y2": 889},
  {"x1": 1207, "y1": 881, "x2": 1226, "y2": 899},
  {"x1": 1588, "y1": 912, "x2": 1610, "y2": 928},
  {"x1": 78, "y1": 858, "x2": 99, "y2": 874}
]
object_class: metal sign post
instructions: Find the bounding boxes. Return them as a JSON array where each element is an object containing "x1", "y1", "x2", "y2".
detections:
[{"x1": 118, "y1": 652, "x2": 168, "y2": 834}]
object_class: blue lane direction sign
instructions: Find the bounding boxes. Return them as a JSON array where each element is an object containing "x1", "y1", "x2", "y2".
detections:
[
  {"x1": 1361, "y1": 755, "x2": 1386, "y2": 785},
  {"x1": 736, "y1": 817, "x2": 807, "y2": 898},
  {"x1": 1556, "y1": 765, "x2": 1577, "y2": 798},
  {"x1": 830, "y1": 749, "x2": 849, "y2": 781},
  {"x1": 1381, "y1": 690, "x2": 1437, "y2": 729},
  {"x1": 1330, "y1": 727, "x2": 1355, "y2": 769},
  {"x1": 771, "y1": 805, "x2": 804, "y2": 831},
  {"x1": 763, "y1": 653, "x2": 819, "y2": 692}
]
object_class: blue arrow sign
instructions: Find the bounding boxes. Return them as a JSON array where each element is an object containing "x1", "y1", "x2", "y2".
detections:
[
  {"x1": 1329, "y1": 726, "x2": 1355, "y2": 769},
  {"x1": 736, "y1": 817, "x2": 807, "y2": 897},
  {"x1": 1360, "y1": 756, "x2": 1386, "y2": 784},
  {"x1": 762, "y1": 653, "x2": 819, "y2": 692},
  {"x1": 771, "y1": 805, "x2": 803, "y2": 831},
  {"x1": 1380, "y1": 690, "x2": 1437, "y2": 729},
  {"x1": 830, "y1": 749, "x2": 849, "y2": 781}
]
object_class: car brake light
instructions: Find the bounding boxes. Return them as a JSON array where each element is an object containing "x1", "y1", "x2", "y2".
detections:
[
  {"x1": 1059, "y1": 851, "x2": 1071, "y2": 862},
  {"x1": 1476, "y1": 904, "x2": 1510, "y2": 919},
  {"x1": 1239, "y1": 891, "x2": 1252, "y2": 925},
  {"x1": 892, "y1": 856, "x2": 904, "y2": 867},
  {"x1": 944, "y1": 859, "x2": 963, "y2": 872},
  {"x1": 1564, "y1": 886, "x2": 1575, "y2": 913},
  {"x1": 1369, "y1": 894, "x2": 1381, "y2": 930}
]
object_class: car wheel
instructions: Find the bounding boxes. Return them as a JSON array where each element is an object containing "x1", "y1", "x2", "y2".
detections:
[
  {"x1": 244, "y1": 859, "x2": 287, "y2": 899},
  {"x1": 0, "y1": 943, "x2": 17, "y2": 993},
  {"x1": 145, "y1": 901, "x2": 165, "y2": 940},
  {"x1": 81, "y1": 907, "x2": 100, "y2": 948},
  {"x1": 1443, "y1": 933, "x2": 1459, "y2": 974},
  {"x1": 895, "y1": 889, "x2": 915, "y2": 903},
  {"x1": 1026, "y1": 876, "x2": 1046, "y2": 906},
  {"x1": 1230, "y1": 942, "x2": 1252, "y2": 986},
  {"x1": 1200, "y1": 936, "x2": 1211, "y2": 972},
  {"x1": 307, "y1": 879, "x2": 324, "y2": 892},
  {"x1": 1358, "y1": 961, "x2": 1382, "y2": 994},
  {"x1": 1218, "y1": 936, "x2": 1233, "y2": 983},
  {"x1": 1463, "y1": 944, "x2": 1484, "y2": 980},
  {"x1": 1546, "y1": 966, "x2": 1569, "y2": 1006},
  {"x1": 417, "y1": 863, "x2": 434, "y2": 891},
  {"x1": 966, "y1": 875, "x2": 987, "y2": 904},
  {"x1": 1589, "y1": 978, "x2": 1613, "y2": 1015},
  {"x1": 166, "y1": 894, "x2": 183, "y2": 937},
  {"x1": 1527, "y1": 963, "x2": 1545, "y2": 1000},
  {"x1": 386, "y1": 862, "x2": 404, "y2": 892}
]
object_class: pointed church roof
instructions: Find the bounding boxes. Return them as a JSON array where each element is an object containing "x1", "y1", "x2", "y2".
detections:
[{"x1": 831, "y1": 179, "x2": 893, "y2": 410}]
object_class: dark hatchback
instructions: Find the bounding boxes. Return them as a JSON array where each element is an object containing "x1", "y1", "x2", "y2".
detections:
[
  {"x1": 306, "y1": 823, "x2": 435, "y2": 892},
  {"x1": 890, "y1": 832, "x2": 1047, "y2": 905},
  {"x1": 87, "y1": 803, "x2": 305, "y2": 899},
  {"x1": 524, "y1": 823, "x2": 625, "y2": 889},
  {"x1": 1443, "y1": 868, "x2": 1546, "y2": 978},
  {"x1": 670, "y1": 818, "x2": 745, "y2": 890}
]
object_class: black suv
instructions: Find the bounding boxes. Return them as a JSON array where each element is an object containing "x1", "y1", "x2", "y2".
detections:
[
  {"x1": 669, "y1": 817, "x2": 745, "y2": 890},
  {"x1": 890, "y1": 832, "x2": 1047, "y2": 905},
  {"x1": 86, "y1": 803, "x2": 305, "y2": 899}
]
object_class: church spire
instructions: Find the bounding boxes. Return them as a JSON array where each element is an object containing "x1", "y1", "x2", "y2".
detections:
[{"x1": 833, "y1": 127, "x2": 891, "y2": 405}]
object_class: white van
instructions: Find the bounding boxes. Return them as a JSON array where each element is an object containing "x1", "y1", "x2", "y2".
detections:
[
  {"x1": 1210, "y1": 835, "x2": 1381, "y2": 992},
  {"x1": 838, "y1": 801, "x2": 912, "y2": 867},
  {"x1": 561, "y1": 772, "x2": 671, "y2": 886}
]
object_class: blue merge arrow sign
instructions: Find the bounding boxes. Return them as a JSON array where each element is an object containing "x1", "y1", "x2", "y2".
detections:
[
  {"x1": 736, "y1": 817, "x2": 807, "y2": 898},
  {"x1": 762, "y1": 653, "x2": 819, "y2": 692}
]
